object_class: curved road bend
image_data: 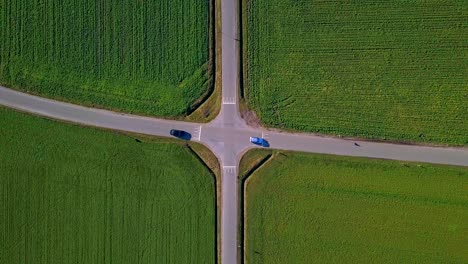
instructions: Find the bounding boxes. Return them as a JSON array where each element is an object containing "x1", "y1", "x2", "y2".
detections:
[{"x1": 1, "y1": 0, "x2": 468, "y2": 263}]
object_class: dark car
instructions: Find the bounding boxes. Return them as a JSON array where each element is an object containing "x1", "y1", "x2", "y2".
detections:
[{"x1": 170, "y1": 129, "x2": 191, "y2": 140}]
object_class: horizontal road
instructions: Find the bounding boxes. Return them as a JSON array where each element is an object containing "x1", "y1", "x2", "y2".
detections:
[
  {"x1": 268, "y1": 132, "x2": 468, "y2": 167},
  {"x1": 0, "y1": 86, "x2": 199, "y2": 138}
]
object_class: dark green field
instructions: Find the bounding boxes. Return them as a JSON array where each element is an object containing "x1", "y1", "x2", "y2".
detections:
[
  {"x1": 0, "y1": 108, "x2": 216, "y2": 263},
  {"x1": 244, "y1": 151, "x2": 468, "y2": 263},
  {"x1": 0, "y1": 0, "x2": 211, "y2": 117},
  {"x1": 243, "y1": 0, "x2": 468, "y2": 145}
]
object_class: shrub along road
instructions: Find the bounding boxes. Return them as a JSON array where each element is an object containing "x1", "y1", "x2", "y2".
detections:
[{"x1": 1, "y1": 0, "x2": 467, "y2": 263}]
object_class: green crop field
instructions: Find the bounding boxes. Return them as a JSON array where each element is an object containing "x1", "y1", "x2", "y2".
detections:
[
  {"x1": 243, "y1": 1, "x2": 468, "y2": 145},
  {"x1": 0, "y1": 108, "x2": 216, "y2": 263},
  {"x1": 243, "y1": 151, "x2": 468, "y2": 263},
  {"x1": 0, "y1": 0, "x2": 211, "y2": 117}
]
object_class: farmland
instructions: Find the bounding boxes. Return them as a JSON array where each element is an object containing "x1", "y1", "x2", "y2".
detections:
[
  {"x1": 243, "y1": 151, "x2": 468, "y2": 263},
  {"x1": 0, "y1": 108, "x2": 216, "y2": 263},
  {"x1": 243, "y1": 0, "x2": 468, "y2": 145},
  {"x1": 0, "y1": 0, "x2": 211, "y2": 117}
]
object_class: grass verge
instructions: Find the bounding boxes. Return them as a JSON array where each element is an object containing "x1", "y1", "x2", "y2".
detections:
[
  {"x1": 187, "y1": 0, "x2": 222, "y2": 123},
  {"x1": 238, "y1": 149, "x2": 273, "y2": 180}
]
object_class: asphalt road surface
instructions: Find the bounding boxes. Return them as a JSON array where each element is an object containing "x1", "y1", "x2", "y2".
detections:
[{"x1": 1, "y1": 0, "x2": 468, "y2": 263}]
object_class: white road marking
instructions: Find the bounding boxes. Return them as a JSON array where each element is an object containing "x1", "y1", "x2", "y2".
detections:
[
  {"x1": 262, "y1": 132, "x2": 269, "y2": 139},
  {"x1": 222, "y1": 97, "x2": 236, "y2": 105},
  {"x1": 193, "y1": 126, "x2": 202, "y2": 141},
  {"x1": 198, "y1": 126, "x2": 202, "y2": 141},
  {"x1": 223, "y1": 166, "x2": 236, "y2": 173}
]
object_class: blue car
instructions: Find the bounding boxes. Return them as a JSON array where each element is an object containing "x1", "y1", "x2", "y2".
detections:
[{"x1": 250, "y1": 137, "x2": 266, "y2": 146}]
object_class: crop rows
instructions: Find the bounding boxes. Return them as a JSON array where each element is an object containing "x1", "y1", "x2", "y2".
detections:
[
  {"x1": 0, "y1": 108, "x2": 216, "y2": 263},
  {"x1": 243, "y1": 0, "x2": 468, "y2": 145},
  {"x1": 244, "y1": 151, "x2": 468, "y2": 263},
  {"x1": 0, "y1": 0, "x2": 211, "y2": 116}
]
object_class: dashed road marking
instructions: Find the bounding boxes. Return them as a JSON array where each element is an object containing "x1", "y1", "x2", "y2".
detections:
[
  {"x1": 193, "y1": 126, "x2": 202, "y2": 141},
  {"x1": 222, "y1": 97, "x2": 236, "y2": 105},
  {"x1": 223, "y1": 166, "x2": 236, "y2": 173},
  {"x1": 262, "y1": 132, "x2": 269, "y2": 139}
]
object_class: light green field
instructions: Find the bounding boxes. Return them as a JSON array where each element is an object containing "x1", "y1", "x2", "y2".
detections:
[
  {"x1": 0, "y1": 107, "x2": 216, "y2": 263},
  {"x1": 0, "y1": 0, "x2": 211, "y2": 117},
  {"x1": 243, "y1": 0, "x2": 468, "y2": 145},
  {"x1": 244, "y1": 151, "x2": 468, "y2": 263}
]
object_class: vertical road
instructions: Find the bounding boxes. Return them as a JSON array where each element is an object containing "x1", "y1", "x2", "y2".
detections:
[
  {"x1": 218, "y1": 0, "x2": 243, "y2": 263},
  {"x1": 216, "y1": 0, "x2": 244, "y2": 128},
  {"x1": 220, "y1": 149, "x2": 240, "y2": 264}
]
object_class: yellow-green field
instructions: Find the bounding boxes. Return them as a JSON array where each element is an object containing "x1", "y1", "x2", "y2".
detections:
[
  {"x1": 243, "y1": 151, "x2": 468, "y2": 263},
  {"x1": 243, "y1": 0, "x2": 468, "y2": 145}
]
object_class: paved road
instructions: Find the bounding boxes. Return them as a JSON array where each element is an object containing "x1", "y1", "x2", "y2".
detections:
[
  {"x1": 215, "y1": 0, "x2": 245, "y2": 262},
  {"x1": 1, "y1": 0, "x2": 468, "y2": 263},
  {"x1": 0, "y1": 86, "x2": 201, "y2": 139},
  {"x1": 5, "y1": 86, "x2": 464, "y2": 169}
]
